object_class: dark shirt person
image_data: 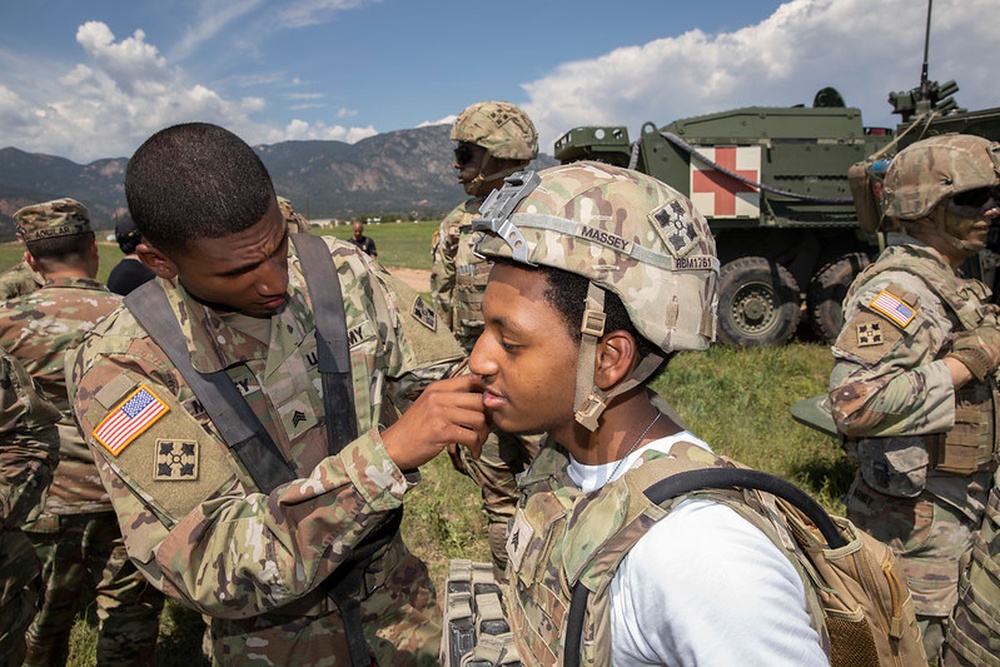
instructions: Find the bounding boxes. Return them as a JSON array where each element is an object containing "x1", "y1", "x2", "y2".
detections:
[
  {"x1": 106, "y1": 217, "x2": 155, "y2": 296},
  {"x1": 349, "y1": 221, "x2": 377, "y2": 258}
]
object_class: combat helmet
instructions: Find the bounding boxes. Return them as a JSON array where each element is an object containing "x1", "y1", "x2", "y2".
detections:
[
  {"x1": 885, "y1": 133, "x2": 999, "y2": 210},
  {"x1": 472, "y1": 161, "x2": 718, "y2": 430},
  {"x1": 451, "y1": 101, "x2": 538, "y2": 161}
]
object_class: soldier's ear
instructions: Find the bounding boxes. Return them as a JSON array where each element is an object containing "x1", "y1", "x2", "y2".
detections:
[
  {"x1": 594, "y1": 330, "x2": 637, "y2": 391},
  {"x1": 136, "y1": 242, "x2": 178, "y2": 280}
]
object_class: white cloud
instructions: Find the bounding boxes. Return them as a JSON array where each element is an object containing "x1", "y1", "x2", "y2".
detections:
[
  {"x1": 522, "y1": 0, "x2": 996, "y2": 155},
  {"x1": 418, "y1": 115, "x2": 456, "y2": 128},
  {"x1": 277, "y1": 0, "x2": 382, "y2": 29},
  {"x1": 171, "y1": 0, "x2": 267, "y2": 62},
  {"x1": 337, "y1": 107, "x2": 358, "y2": 118},
  {"x1": 0, "y1": 22, "x2": 381, "y2": 162}
]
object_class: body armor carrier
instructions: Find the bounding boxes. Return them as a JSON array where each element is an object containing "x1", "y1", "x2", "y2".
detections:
[
  {"x1": 502, "y1": 435, "x2": 829, "y2": 667},
  {"x1": 846, "y1": 244, "x2": 1000, "y2": 476}
]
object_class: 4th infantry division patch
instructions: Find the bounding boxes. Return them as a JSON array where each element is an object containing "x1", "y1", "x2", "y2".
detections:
[{"x1": 92, "y1": 385, "x2": 170, "y2": 456}]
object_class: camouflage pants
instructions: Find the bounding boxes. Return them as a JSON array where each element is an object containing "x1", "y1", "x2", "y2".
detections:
[
  {"x1": 23, "y1": 511, "x2": 165, "y2": 666},
  {"x1": 206, "y1": 540, "x2": 441, "y2": 666},
  {"x1": 0, "y1": 529, "x2": 42, "y2": 667},
  {"x1": 460, "y1": 430, "x2": 541, "y2": 576},
  {"x1": 846, "y1": 477, "x2": 977, "y2": 660},
  {"x1": 941, "y1": 480, "x2": 1000, "y2": 667}
]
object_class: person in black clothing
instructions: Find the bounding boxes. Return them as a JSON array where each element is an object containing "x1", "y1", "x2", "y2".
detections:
[
  {"x1": 349, "y1": 221, "x2": 378, "y2": 258},
  {"x1": 106, "y1": 217, "x2": 155, "y2": 295}
]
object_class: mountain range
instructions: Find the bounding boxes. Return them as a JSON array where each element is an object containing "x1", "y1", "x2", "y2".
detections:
[{"x1": 0, "y1": 124, "x2": 557, "y2": 241}]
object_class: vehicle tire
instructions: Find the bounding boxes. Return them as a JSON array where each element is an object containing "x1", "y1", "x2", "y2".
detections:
[
  {"x1": 717, "y1": 256, "x2": 801, "y2": 348},
  {"x1": 807, "y1": 252, "x2": 871, "y2": 343}
]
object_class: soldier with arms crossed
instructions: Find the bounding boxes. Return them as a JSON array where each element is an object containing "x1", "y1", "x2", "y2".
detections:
[
  {"x1": 67, "y1": 122, "x2": 488, "y2": 666},
  {"x1": 466, "y1": 162, "x2": 828, "y2": 665},
  {"x1": 828, "y1": 134, "x2": 1000, "y2": 659}
]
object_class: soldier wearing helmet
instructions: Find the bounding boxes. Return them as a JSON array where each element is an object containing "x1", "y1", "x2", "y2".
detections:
[
  {"x1": 828, "y1": 133, "x2": 1000, "y2": 659},
  {"x1": 463, "y1": 162, "x2": 827, "y2": 665},
  {"x1": 431, "y1": 101, "x2": 542, "y2": 576}
]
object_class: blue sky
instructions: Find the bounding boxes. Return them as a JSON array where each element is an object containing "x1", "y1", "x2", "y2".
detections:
[{"x1": 0, "y1": 0, "x2": 994, "y2": 164}]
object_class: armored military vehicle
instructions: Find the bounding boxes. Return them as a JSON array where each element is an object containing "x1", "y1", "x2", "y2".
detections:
[{"x1": 554, "y1": 13, "x2": 999, "y2": 347}]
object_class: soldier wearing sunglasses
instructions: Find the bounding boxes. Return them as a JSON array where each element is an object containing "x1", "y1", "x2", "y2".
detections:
[{"x1": 828, "y1": 134, "x2": 1000, "y2": 660}]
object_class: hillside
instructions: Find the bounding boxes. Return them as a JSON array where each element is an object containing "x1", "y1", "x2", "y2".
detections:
[{"x1": 0, "y1": 125, "x2": 557, "y2": 240}]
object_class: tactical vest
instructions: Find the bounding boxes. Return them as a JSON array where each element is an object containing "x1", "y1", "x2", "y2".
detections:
[
  {"x1": 503, "y1": 437, "x2": 830, "y2": 667},
  {"x1": 846, "y1": 244, "x2": 1000, "y2": 476},
  {"x1": 450, "y1": 200, "x2": 491, "y2": 349}
]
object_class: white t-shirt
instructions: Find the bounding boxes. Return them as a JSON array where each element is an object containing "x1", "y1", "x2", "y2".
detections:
[{"x1": 567, "y1": 432, "x2": 829, "y2": 667}]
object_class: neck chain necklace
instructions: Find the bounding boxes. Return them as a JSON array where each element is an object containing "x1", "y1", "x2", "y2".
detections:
[{"x1": 608, "y1": 412, "x2": 661, "y2": 481}]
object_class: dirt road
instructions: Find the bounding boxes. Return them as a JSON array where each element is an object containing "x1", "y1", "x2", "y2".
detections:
[{"x1": 386, "y1": 266, "x2": 431, "y2": 293}]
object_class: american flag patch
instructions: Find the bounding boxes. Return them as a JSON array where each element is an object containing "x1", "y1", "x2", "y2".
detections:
[
  {"x1": 92, "y1": 386, "x2": 170, "y2": 456},
  {"x1": 869, "y1": 290, "x2": 916, "y2": 328}
]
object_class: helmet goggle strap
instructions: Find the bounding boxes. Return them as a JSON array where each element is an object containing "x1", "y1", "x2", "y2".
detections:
[
  {"x1": 471, "y1": 170, "x2": 540, "y2": 263},
  {"x1": 573, "y1": 282, "x2": 665, "y2": 431},
  {"x1": 466, "y1": 153, "x2": 529, "y2": 196}
]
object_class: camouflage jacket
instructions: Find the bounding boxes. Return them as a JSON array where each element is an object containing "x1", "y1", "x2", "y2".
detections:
[
  {"x1": 430, "y1": 197, "x2": 491, "y2": 350},
  {"x1": 0, "y1": 277, "x2": 121, "y2": 518},
  {"x1": 503, "y1": 426, "x2": 828, "y2": 667},
  {"x1": 67, "y1": 236, "x2": 464, "y2": 620},
  {"x1": 0, "y1": 348, "x2": 60, "y2": 606},
  {"x1": 0, "y1": 261, "x2": 43, "y2": 301},
  {"x1": 830, "y1": 232, "x2": 999, "y2": 518}
]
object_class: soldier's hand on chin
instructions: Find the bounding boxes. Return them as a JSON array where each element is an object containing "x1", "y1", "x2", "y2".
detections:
[{"x1": 381, "y1": 373, "x2": 487, "y2": 470}]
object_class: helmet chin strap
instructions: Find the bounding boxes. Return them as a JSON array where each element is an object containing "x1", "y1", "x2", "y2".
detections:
[
  {"x1": 464, "y1": 154, "x2": 526, "y2": 197},
  {"x1": 573, "y1": 282, "x2": 664, "y2": 431}
]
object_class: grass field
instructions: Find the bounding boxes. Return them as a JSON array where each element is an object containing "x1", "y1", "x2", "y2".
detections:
[{"x1": 0, "y1": 226, "x2": 847, "y2": 666}]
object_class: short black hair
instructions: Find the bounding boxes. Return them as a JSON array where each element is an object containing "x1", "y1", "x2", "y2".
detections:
[
  {"x1": 25, "y1": 231, "x2": 95, "y2": 264},
  {"x1": 125, "y1": 122, "x2": 275, "y2": 253},
  {"x1": 494, "y1": 258, "x2": 665, "y2": 366}
]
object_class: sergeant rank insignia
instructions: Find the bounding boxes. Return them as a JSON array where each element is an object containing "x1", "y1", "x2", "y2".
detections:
[
  {"x1": 412, "y1": 296, "x2": 437, "y2": 331},
  {"x1": 154, "y1": 439, "x2": 199, "y2": 481}
]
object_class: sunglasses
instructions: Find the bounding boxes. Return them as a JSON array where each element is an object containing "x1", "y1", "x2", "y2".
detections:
[
  {"x1": 950, "y1": 186, "x2": 1000, "y2": 210},
  {"x1": 454, "y1": 144, "x2": 483, "y2": 166}
]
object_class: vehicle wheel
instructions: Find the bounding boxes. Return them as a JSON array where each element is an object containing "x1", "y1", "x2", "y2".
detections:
[
  {"x1": 717, "y1": 257, "x2": 801, "y2": 347},
  {"x1": 807, "y1": 252, "x2": 871, "y2": 343}
]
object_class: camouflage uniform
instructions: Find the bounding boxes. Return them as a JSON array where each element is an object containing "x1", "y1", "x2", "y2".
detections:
[
  {"x1": 1, "y1": 198, "x2": 164, "y2": 666},
  {"x1": 431, "y1": 102, "x2": 544, "y2": 575},
  {"x1": 67, "y1": 235, "x2": 465, "y2": 666},
  {"x1": 0, "y1": 261, "x2": 43, "y2": 300},
  {"x1": 830, "y1": 134, "x2": 1000, "y2": 660},
  {"x1": 0, "y1": 348, "x2": 60, "y2": 667},
  {"x1": 278, "y1": 196, "x2": 311, "y2": 235}
]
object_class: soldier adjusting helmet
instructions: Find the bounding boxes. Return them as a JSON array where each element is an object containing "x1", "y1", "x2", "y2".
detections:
[
  {"x1": 451, "y1": 101, "x2": 538, "y2": 161},
  {"x1": 884, "y1": 133, "x2": 1000, "y2": 221},
  {"x1": 473, "y1": 161, "x2": 718, "y2": 429}
]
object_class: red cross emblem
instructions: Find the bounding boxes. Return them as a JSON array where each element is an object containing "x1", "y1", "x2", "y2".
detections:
[{"x1": 690, "y1": 146, "x2": 760, "y2": 217}]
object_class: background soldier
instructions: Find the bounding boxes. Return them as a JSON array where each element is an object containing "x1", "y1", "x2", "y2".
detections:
[
  {"x1": 0, "y1": 198, "x2": 164, "y2": 666},
  {"x1": 431, "y1": 101, "x2": 542, "y2": 574},
  {"x1": 0, "y1": 349, "x2": 60, "y2": 666},
  {"x1": 0, "y1": 231, "x2": 44, "y2": 300},
  {"x1": 68, "y1": 122, "x2": 487, "y2": 666},
  {"x1": 106, "y1": 216, "x2": 155, "y2": 296},
  {"x1": 828, "y1": 134, "x2": 1000, "y2": 658},
  {"x1": 349, "y1": 220, "x2": 378, "y2": 258}
]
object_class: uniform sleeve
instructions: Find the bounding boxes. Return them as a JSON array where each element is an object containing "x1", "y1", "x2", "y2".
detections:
[
  {"x1": 610, "y1": 498, "x2": 829, "y2": 667},
  {"x1": 0, "y1": 351, "x2": 60, "y2": 528},
  {"x1": 67, "y1": 318, "x2": 420, "y2": 620},
  {"x1": 430, "y1": 209, "x2": 461, "y2": 327},
  {"x1": 829, "y1": 272, "x2": 956, "y2": 437}
]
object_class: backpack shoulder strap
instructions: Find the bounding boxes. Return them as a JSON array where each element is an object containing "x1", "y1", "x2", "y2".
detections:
[
  {"x1": 290, "y1": 233, "x2": 358, "y2": 454},
  {"x1": 124, "y1": 280, "x2": 296, "y2": 493}
]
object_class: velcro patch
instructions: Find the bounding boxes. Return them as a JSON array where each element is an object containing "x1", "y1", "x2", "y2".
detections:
[
  {"x1": 506, "y1": 510, "x2": 534, "y2": 573},
  {"x1": 92, "y1": 385, "x2": 170, "y2": 456},
  {"x1": 856, "y1": 321, "x2": 885, "y2": 347},
  {"x1": 154, "y1": 439, "x2": 199, "y2": 481},
  {"x1": 869, "y1": 289, "x2": 917, "y2": 328},
  {"x1": 411, "y1": 296, "x2": 437, "y2": 331},
  {"x1": 836, "y1": 311, "x2": 904, "y2": 366}
]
